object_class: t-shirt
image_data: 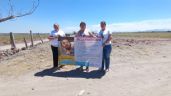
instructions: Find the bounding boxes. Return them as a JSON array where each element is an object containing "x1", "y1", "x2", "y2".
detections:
[
  {"x1": 76, "y1": 29, "x2": 91, "y2": 37},
  {"x1": 49, "y1": 30, "x2": 65, "y2": 47},
  {"x1": 98, "y1": 29, "x2": 111, "y2": 45}
]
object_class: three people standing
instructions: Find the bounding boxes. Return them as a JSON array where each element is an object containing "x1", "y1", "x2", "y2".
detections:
[{"x1": 48, "y1": 21, "x2": 112, "y2": 72}]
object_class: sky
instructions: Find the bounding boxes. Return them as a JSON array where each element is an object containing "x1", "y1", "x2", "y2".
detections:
[{"x1": 0, "y1": 0, "x2": 171, "y2": 33}]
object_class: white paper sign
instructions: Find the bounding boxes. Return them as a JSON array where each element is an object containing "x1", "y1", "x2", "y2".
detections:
[{"x1": 74, "y1": 37, "x2": 103, "y2": 68}]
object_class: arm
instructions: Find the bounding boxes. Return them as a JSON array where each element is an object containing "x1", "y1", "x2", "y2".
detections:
[
  {"x1": 48, "y1": 35, "x2": 54, "y2": 40},
  {"x1": 75, "y1": 33, "x2": 78, "y2": 37},
  {"x1": 48, "y1": 35, "x2": 60, "y2": 40},
  {"x1": 105, "y1": 34, "x2": 112, "y2": 43},
  {"x1": 88, "y1": 32, "x2": 96, "y2": 37},
  {"x1": 75, "y1": 31, "x2": 80, "y2": 37},
  {"x1": 102, "y1": 32, "x2": 112, "y2": 46},
  {"x1": 61, "y1": 30, "x2": 66, "y2": 37},
  {"x1": 48, "y1": 31, "x2": 55, "y2": 40}
]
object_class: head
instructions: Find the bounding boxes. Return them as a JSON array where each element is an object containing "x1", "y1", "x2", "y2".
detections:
[
  {"x1": 80, "y1": 22, "x2": 86, "y2": 31},
  {"x1": 61, "y1": 39, "x2": 71, "y2": 50},
  {"x1": 53, "y1": 24, "x2": 59, "y2": 31},
  {"x1": 100, "y1": 21, "x2": 106, "y2": 31}
]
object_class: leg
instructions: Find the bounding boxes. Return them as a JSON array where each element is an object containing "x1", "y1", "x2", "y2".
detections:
[
  {"x1": 105, "y1": 45, "x2": 112, "y2": 70},
  {"x1": 85, "y1": 66, "x2": 89, "y2": 72},
  {"x1": 100, "y1": 47, "x2": 105, "y2": 71},
  {"x1": 51, "y1": 46, "x2": 58, "y2": 68},
  {"x1": 105, "y1": 57, "x2": 110, "y2": 71},
  {"x1": 85, "y1": 62, "x2": 89, "y2": 72},
  {"x1": 103, "y1": 45, "x2": 107, "y2": 70}
]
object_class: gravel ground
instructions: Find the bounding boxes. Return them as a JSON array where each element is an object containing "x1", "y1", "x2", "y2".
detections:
[{"x1": 0, "y1": 38, "x2": 171, "y2": 96}]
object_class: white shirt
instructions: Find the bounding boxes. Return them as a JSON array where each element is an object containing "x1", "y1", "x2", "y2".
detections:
[
  {"x1": 49, "y1": 30, "x2": 65, "y2": 47},
  {"x1": 98, "y1": 29, "x2": 111, "y2": 45},
  {"x1": 76, "y1": 29, "x2": 91, "y2": 37}
]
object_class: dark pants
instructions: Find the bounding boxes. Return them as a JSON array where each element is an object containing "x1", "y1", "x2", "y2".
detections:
[
  {"x1": 102, "y1": 44, "x2": 112, "y2": 70},
  {"x1": 51, "y1": 46, "x2": 58, "y2": 67}
]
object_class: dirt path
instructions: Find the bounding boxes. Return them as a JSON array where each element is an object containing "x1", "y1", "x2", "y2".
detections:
[
  {"x1": 0, "y1": 39, "x2": 171, "y2": 96},
  {"x1": 0, "y1": 39, "x2": 49, "y2": 51}
]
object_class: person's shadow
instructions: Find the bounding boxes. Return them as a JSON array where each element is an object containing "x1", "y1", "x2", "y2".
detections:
[{"x1": 34, "y1": 67, "x2": 106, "y2": 79}]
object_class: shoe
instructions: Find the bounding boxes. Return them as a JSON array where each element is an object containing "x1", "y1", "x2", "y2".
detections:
[
  {"x1": 52, "y1": 67, "x2": 60, "y2": 71},
  {"x1": 79, "y1": 66, "x2": 84, "y2": 71},
  {"x1": 58, "y1": 65, "x2": 65, "y2": 69},
  {"x1": 85, "y1": 67, "x2": 89, "y2": 72},
  {"x1": 99, "y1": 68, "x2": 104, "y2": 71},
  {"x1": 105, "y1": 69, "x2": 109, "y2": 72}
]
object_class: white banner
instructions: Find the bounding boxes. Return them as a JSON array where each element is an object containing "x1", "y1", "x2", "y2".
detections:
[{"x1": 74, "y1": 37, "x2": 103, "y2": 68}]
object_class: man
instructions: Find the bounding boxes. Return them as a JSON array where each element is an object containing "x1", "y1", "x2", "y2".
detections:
[
  {"x1": 60, "y1": 38, "x2": 74, "y2": 56},
  {"x1": 48, "y1": 24, "x2": 65, "y2": 69}
]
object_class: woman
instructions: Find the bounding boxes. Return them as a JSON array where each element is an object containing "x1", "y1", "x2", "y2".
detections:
[
  {"x1": 48, "y1": 24, "x2": 65, "y2": 69},
  {"x1": 98, "y1": 21, "x2": 112, "y2": 72},
  {"x1": 76, "y1": 22, "x2": 94, "y2": 37},
  {"x1": 75, "y1": 22, "x2": 93, "y2": 72}
]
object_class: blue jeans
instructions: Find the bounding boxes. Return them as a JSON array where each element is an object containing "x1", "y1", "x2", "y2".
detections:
[{"x1": 102, "y1": 44, "x2": 112, "y2": 70}]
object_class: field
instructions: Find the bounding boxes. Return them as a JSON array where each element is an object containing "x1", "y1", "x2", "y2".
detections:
[
  {"x1": 0, "y1": 33, "x2": 48, "y2": 46},
  {"x1": 0, "y1": 32, "x2": 171, "y2": 96},
  {"x1": 112, "y1": 32, "x2": 171, "y2": 38},
  {"x1": 0, "y1": 32, "x2": 171, "y2": 46}
]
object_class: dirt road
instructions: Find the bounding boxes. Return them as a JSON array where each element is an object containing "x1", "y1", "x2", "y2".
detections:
[
  {"x1": 0, "y1": 39, "x2": 49, "y2": 51},
  {"x1": 0, "y1": 38, "x2": 171, "y2": 96}
]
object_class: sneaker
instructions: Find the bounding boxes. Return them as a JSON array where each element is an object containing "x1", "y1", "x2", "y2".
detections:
[
  {"x1": 105, "y1": 69, "x2": 109, "y2": 72},
  {"x1": 58, "y1": 65, "x2": 65, "y2": 69},
  {"x1": 52, "y1": 67, "x2": 60, "y2": 71},
  {"x1": 85, "y1": 67, "x2": 89, "y2": 72},
  {"x1": 79, "y1": 66, "x2": 84, "y2": 71},
  {"x1": 99, "y1": 68, "x2": 104, "y2": 71}
]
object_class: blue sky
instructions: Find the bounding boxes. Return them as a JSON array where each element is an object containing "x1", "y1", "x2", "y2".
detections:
[{"x1": 0, "y1": 0, "x2": 171, "y2": 33}]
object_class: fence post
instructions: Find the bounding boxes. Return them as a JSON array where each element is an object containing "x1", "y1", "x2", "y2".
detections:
[
  {"x1": 38, "y1": 33, "x2": 43, "y2": 43},
  {"x1": 10, "y1": 32, "x2": 16, "y2": 49},
  {"x1": 23, "y1": 37, "x2": 28, "y2": 48},
  {"x1": 30, "y1": 30, "x2": 34, "y2": 47}
]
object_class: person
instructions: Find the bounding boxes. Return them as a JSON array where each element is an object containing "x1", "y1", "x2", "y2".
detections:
[
  {"x1": 98, "y1": 21, "x2": 112, "y2": 72},
  {"x1": 48, "y1": 24, "x2": 65, "y2": 69},
  {"x1": 75, "y1": 22, "x2": 94, "y2": 37},
  {"x1": 75, "y1": 22, "x2": 94, "y2": 72},
  {"x1": 60, "y1": 39, "x2": 74, "y2": 56}
]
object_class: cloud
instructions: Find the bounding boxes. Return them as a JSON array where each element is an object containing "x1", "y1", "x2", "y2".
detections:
[{"x1": 64, "y1": 18, "x2": 171, "y2": 33}]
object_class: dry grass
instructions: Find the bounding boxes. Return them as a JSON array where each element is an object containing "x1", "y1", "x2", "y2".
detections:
[
  {"x1": 0, "y1": 33, "x2": 48, "y2": 46},
  {"x1": 112, "y1": 32, "x2": 171, "y2": 39},
  {"x1": 1, "y1": 32, "x2": 171, "y2": 46}
]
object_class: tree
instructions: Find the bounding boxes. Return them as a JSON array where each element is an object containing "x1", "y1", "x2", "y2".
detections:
[{"x1": 0, "y1": 0, "x2": 39, "y2": 23}]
